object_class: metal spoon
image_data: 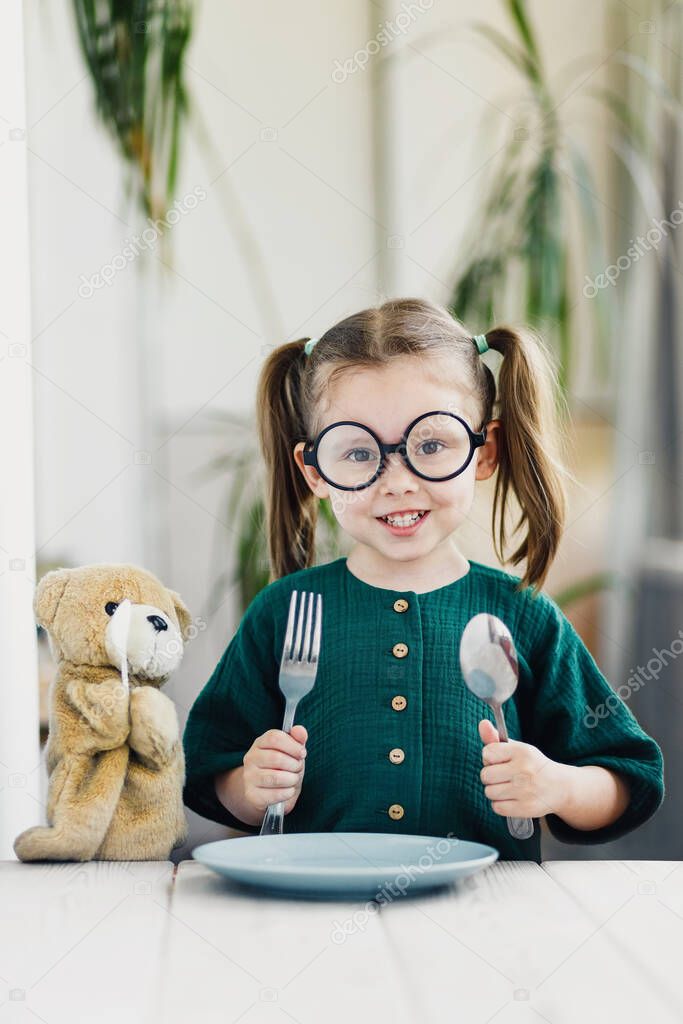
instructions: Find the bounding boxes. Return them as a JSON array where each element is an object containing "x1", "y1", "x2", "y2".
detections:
[{"x1": 459, "y1": 613, "x2": 534, "y2": 840}]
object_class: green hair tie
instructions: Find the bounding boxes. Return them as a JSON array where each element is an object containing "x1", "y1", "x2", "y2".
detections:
[{"x1": 304, "y1": 336, "x2": 319, "y2": 356}]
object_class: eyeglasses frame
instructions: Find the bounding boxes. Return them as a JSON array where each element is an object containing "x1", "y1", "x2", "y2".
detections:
[{"x1": 301, "y1": 409, "x2": 488, "y2": 491}]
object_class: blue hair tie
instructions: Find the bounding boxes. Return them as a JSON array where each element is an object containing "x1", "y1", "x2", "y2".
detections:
[{"x1": 304, "y1": 336, "x2": 319, "y2": 356}]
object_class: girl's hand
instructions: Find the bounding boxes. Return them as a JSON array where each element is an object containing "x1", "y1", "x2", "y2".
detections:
[
  {"x1": 242, "y1": 724, "x2": 308, "y2": 815},
  {"x1": 478, "y1": 719, "x2": 568, "y2": 820}
]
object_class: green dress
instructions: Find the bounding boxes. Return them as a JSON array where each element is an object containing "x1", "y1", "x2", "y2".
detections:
[{"x1": 182, "y1": 556, "x2": 664, "y2": 861}]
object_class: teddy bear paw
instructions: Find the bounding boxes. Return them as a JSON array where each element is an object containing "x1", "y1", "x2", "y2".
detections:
[
  {"x1": 14, "y1": 826, "x2": 60, "y2": 862},
  {"x1": 129, "y1": 686, "x2": 179, "y2": 768}
]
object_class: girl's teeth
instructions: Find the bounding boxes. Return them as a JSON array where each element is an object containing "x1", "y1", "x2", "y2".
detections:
[{"x1": 382, "y1": 511, "x2": 425, "y2": 526}]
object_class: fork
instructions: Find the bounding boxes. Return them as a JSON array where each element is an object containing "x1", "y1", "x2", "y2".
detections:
[{"x1": 259, "y1": 589, "x2": 322, "y2": 836}]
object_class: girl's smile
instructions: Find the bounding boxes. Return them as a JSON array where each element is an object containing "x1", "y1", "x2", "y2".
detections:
[{"x1": 376, "y1": 508, "x2": 431, "y2": 535}]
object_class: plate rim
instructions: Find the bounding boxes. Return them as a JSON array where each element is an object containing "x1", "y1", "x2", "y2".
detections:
[{"x1": 192, "y1": 833, "x2": 499, "y2": 878}]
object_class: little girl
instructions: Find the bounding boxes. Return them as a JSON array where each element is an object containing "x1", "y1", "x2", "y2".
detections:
[{"x1": 182, "y1": 297, "x2": 664, "y2": 861}]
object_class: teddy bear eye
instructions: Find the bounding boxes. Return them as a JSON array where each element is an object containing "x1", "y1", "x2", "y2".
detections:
[{"x1": 105, "y1": 601, "x2": 119, "y2": 616}]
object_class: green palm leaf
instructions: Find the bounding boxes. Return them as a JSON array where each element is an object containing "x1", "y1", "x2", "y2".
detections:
[
  {"x1": 71, "y1": 0, "x2": 193, "y2": 220},
  {"x1": 449, "y1": 0, "x2": 682, "y2": 395}
]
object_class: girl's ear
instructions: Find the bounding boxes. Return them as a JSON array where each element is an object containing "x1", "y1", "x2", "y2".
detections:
[
  {"x1": 292, "y1": 442, "x2": 330, "y2": 499},
  {"x1": 475, "y1": 419, "x2": 500, "y2": 481}
]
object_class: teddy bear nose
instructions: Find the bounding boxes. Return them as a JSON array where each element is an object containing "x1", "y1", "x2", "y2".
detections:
[{"x1": 147, "y1": 614, "x2": 168, "y2": 633}]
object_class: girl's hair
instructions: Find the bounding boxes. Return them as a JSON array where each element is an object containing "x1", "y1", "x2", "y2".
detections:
[{"x1": 256, "y1": 297, "x2": 570, "y2": 594}]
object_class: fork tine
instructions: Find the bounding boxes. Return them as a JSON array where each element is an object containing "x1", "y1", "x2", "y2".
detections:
[
  {"x1": 283, "y1": 590, "x2": 298, "y2": 661},
  {"x1": 293, "y1": 590, "x2": 306, "y2": 661},
  {"x1": 311, "y1": 593, "x2": 322, "y2": 662},
  {"x1": 302, "y1": 592, "x2": 313, "y2": 662}
]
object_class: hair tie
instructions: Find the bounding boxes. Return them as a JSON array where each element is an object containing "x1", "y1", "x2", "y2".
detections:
[{"x1": 307, "y1": 332, "x2": 488, "y2": 356}]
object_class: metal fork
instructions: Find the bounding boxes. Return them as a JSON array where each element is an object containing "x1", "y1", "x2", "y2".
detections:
[{"x1": 259, "y1": 589, "x2": 322, "y2": 836}]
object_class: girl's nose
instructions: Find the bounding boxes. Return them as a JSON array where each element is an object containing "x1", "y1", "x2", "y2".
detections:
[{"x1": 378, "y1": 452, "x2": 418, "y2": 494}]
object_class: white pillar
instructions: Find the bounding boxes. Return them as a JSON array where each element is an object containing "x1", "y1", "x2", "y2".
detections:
[
  {"x1": 371, "y1": 0, "x2": 412, "y2": 297},
  {"x1": 0, "y1": 0, "x2": 41, "y2": 858}
]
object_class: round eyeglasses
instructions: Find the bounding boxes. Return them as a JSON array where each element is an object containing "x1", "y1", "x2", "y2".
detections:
[{"x1": 302, "y1": 410, "x2": 488, "y2": 491}]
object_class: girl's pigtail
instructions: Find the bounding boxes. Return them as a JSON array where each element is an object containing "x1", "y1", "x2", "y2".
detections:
[
  {"x1": 255, "y1": 340, "x2": 317, "y2": 582},
  {"x1": 485, "y1": 326, "x2": 569, "y2": 594}
]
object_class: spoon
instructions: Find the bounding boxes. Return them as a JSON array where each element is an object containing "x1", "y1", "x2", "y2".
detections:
[{"x1": 459, "y1": 612, "x2": 534, "y2": 840}]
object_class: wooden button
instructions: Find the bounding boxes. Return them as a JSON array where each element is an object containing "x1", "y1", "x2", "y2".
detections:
[
  {"x1": 393, "y1": 598, "x2": 409, "y2": 613},
  {"x1": 392, "y1": 642, "x2": 408, "y2": 658},
  {"x1": 388, "y1": 803, "x2": 404, "y2": 820},
  {"x1": 391, "y1": 695, "x2": 407, "y2": 711},
  {"x1": 388, "y1": 747, "x2": 405, "y2": 764}
]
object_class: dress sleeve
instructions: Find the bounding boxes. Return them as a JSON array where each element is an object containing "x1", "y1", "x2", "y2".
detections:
[
  {"x1": 182, "y1": 586, "x2": 282, "y2": 833},
  {"x1": 517, "y1": 591, "x2": 664, "y2": 846}
]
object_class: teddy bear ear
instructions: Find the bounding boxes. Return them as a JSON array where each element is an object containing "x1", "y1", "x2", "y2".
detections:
[
  {"x1": 34, "y1": 568, "x2": 71, "y2": 630},
  {"x1": 168, "y1": 589, "x2": 192, "y2": 639}
]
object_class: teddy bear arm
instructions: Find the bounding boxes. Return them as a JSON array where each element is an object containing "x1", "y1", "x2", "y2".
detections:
[
  {"x1": 65, "y1": 677, "x2": 130, "y2": 751},
  {"x1": 128, "y1": 687, "x2": 179, "y2": 769}
]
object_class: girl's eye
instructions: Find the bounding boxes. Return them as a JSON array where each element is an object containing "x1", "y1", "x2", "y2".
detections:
[
  {"x1": 343, "y1": 448, "x2": 376, "y2": 463},
  {"x1": 417, "y1": 440, "x2": 445, "y2": 456},
  {"x1": 104, "y1": 601, "x2": 119, "y2": 616}
]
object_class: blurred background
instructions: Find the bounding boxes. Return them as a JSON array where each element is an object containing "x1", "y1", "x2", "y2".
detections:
[{"x1": 1, "y1": 0, "x2": 681, "y2": 860}]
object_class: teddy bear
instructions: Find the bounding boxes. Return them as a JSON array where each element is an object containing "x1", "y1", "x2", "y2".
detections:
[{"x1": 14, "y1": 563, "x2": 192, "y2": 862}]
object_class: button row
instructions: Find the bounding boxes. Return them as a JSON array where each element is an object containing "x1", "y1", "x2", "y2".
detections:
[{"x1": 388, "y1": 600, "x2": 409, "y2": 823}]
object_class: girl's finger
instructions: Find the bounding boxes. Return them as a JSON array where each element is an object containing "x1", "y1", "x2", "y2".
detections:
[
  {"x1": 482, "y1": 742, "x2": 513, "y2": 765},
  {"x1": 289, "y1": 724, "x2": 308, "y2": 745},
  {"x1": 255, "y1": 787, "x2": 296, "y2": 809},
  {"x1": 257, "y1": 729, "x2": 306, "y2": 759},
  {"x1": 256, "y1": 770, "x2": 304, "y2": 789},
  {"x1": 490, "y1": 799, "x2": 523, "y2": 814},
  {"x1": 254, "y1": 750, "x2": 304, "y2": 773},
  {"x1": 478, "y1": 719, "x2": 500, "y2": 744},
  {"x1": 480, "y1": 763, "x2": 513, "y2": 785},
  {"x1": 484, "y1": 782, "x2": 515, "y2": 800}
]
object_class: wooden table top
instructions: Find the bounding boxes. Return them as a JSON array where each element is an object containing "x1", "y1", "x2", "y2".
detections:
[{"x1": 1, "y1": 858, "x2": 681, "y2": 1023}]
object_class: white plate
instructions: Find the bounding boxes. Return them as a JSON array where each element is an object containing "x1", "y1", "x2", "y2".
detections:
[{"x1": 192, "y1": 832, "x2": 499, "y2": 900}]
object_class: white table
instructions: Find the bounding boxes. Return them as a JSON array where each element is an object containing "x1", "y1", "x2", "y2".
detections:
[{"x1": 1, "y1": 858, "x2": 681, "y2": 1023}]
